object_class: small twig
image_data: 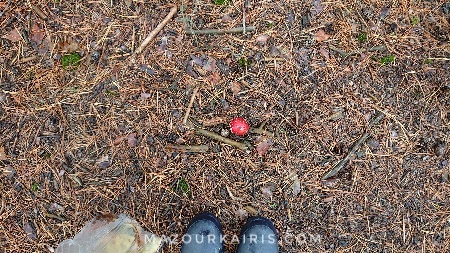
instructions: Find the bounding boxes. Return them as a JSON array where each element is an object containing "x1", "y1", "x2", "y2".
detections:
[
  {"x1": 166, "y1": 144, "x2": 209, "y2": 153},
  {"x1": 322, "y1": 112, "x2": 385, "y2": 180},
  {"x1": 185, "y1": 26, "x2": 255, "y2": 35},
  {"x1": 0, "y1": 0, "x2": 11, "y2": 18},
  {"x1": 329, "y1": 46, "x2": 348, "y2": 57},
  {"x1": 183, "y1": 86, "x2": 199, "y2": 125},
  {"x1": 194, "y1": 128, "x2": 249, "y2": 151},
  {"x1": 134, "y1": 5, "x2": 177, "y2": 55},
  {"x1": 226, "y1": 185, "x2": 243, "y2": 201},
  {"x1": 44, "y1": 213, "x2": 65, "y2": 222},
  {"x1": 20, "y1": 55, "x2": 37, "y2": 63},
  {"x1": 30, "y1": 5, "x2": 48, "y2": 20},
  {"x1": 0, "y1": 198, "x2": 4, "y2": 215}
]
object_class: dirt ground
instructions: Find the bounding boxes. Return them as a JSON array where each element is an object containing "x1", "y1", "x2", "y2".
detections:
[{"x1": 1, "y1": 0, "x2": 450, "y2": 252}]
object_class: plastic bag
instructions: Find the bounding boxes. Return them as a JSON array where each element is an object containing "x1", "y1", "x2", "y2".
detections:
[{"x1": 56, "y1": 213, "x2": 161, "y2": 253}]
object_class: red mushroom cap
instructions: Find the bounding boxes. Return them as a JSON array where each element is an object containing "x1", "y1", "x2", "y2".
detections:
[{"x1": 230, "y1": 117, "x2": 250, "y2": 136}]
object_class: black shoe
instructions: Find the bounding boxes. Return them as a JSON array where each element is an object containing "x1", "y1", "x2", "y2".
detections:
[
  {"x1": 181, "y1": 212, "x2": 224, "y2": 253},
  {"x1": 236, "y1": 217, "x2": 279, "y2": 253}
]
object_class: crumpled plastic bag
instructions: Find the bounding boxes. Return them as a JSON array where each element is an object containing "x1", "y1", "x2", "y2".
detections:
[{"x1": 56, "y1": 213, "x2": 162, "y2": 253}]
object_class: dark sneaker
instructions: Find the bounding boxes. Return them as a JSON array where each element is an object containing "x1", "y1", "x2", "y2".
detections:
[
  {"x1": 181, "y1": 212, "x2": 224, "y2": 253},
  {"x1": 237, "y1": 217, "x2": 279, "y2": 253}
]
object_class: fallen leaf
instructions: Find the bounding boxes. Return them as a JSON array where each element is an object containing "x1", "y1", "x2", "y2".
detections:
[
  {"x1": 255, "y1": 34, "x2": 270, "y2": 43},
  {"x1": 256, "y1": 138, "x2": 273, "y2": 155},
  {"x1": 48, "y1": 203, "x2": 64, "y2": 212},
  {"x1": 140, "y1": 92, "x2": 151, "y2": 100},
  {"x1": 2, "y1": 29, "x2": 21, "y2": 42},
  {"x1": 0, "y1": 146, "x2": 6, "y2": 160},
  {"x1": 203, "y1": 57, "x2": 217, "y2": 72},
  {"x1": 190, "y1": 54, "x2": 206, "y2": 66},
  {"x1": 230, "y1": 82, "x2": 241, "y2": 95},
  {"x1": 261, "y1": 186, "x2": 273, "y2": 198},
  {"x1": 207, "y1": 72, "x2": 221, "y2": 85},
  {"x1": 127, "y1": 133, "x2": 137, "y2": 147},
  {"x1": 236, "y1": 208, "x2": 249, "y2": 220},
  {"x1": 222, "y1": 14, "x2": 232, "y2": 22},
  {"x1": 96, "y1": 155, "x2": 111, "y2": 169},
  {"x1": 113, "y1": 136, "x2": 125, "y2": 145},
  {"x1": 380, "y1": 7, "x2": 390, "y2": 19},
  {"x1": 30, "y1": 23, "x2": 44, "y2": 45},
  {"x1": 292, "y1": 176, "x2": 301, "y2": 196},
  {"x1": 314, "y1": 29, "x2": 330, "y2": 42},
  {"x1": 322, "y1": 196, "x2": 334, "y2": 202},
  {"x1": 24, "y1": 222, "x2": 37, "y2": 240},
  {"x1": 243, "y1": 205, "x2": 259, "y2": 216},
  {"x1": 185, "y1": 60, "x2": 198, "y2": 78},
  {"x1": 310, "y1": 0, "x2": 323, "y2": 17},
  {"x1": 60, "y1": 41, "x2": 79, "y2": 52}
]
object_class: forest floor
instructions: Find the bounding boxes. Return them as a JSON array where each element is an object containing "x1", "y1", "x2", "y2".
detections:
[{"x1": 1, "y1": 0, "x2": 450, "y2": 252}]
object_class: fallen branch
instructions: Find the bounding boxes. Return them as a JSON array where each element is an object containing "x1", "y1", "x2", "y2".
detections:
[
  {"x1": 134, "y1": 5, "x2": 177, "y2": 55},
  {"x1": 322, "y1": 112, "x2": 385, "y2": 180},
  {"x1": 194, "y1": 128, "x2": 249, "y2": 151},
  {"x1": 185, "y1": 26, "x2": 255, "y2": 35},
  {"x1": 166, "y1": 144, "x2": 209, "y2": 153}
]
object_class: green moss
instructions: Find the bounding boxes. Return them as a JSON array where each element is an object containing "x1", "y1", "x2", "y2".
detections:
[
  {"x1": 424, "y1": 58, "x2": 433, "y2": 64},
  {"x1": 411, "y1": 16, "x2": 420, "y2": 26},
  {"x1": 61, "y1": 52, "x2": 81, "y2": 69},
  {"x1": 31, "y1": 182, "x2": 39, "y2": 192},
  {"x1": 380, "y1": 55, "x2": 395, "y2": 65},
  {"x1": 214, "y1": 0, "x2": 229, "y2": 5},
  {"x1": 238, "y1": 57, "x2": 250, "y2": 67},
  {"x1": 357, "y1": 33, "x2": 367, "y2": 43},
  {"x1": 178, "y1": 178, "x2": 191, "y2": 197}
]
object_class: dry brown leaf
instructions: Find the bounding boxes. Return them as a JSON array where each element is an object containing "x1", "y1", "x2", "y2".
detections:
[
  {"x1": 30, "y1": 23, "x2": 45, "y2": 45},
  {"x1": 256, "y1": 138, "x2": 273, "y2": 155},
  {"x1": 207, "y1": 72, "x2": 221, "y2": 85},
  {"x1": 230, "y1": 82, "x2": 241, "y2": 95},
  {"x1": 127, "y1": 133, "x2": 137, "y2": 147},
  {"x1": 2, "y1": 29, "x2": 21, "y2": 42},
  {"x1": 255, "y1": 34, "x2": 270, "y2": 43},
  {"x1": 113, "y1": 136, "x2": 125, "y2": 145},
  {"x1": 314, "y1": 29, "x2": 330, "y2": 42},
  {"x1": 261, "y1": 186, "x2": 273, "y2": 198},
  {"x1": 203, "y1": 58, "x2": 217, "y2": 72}
]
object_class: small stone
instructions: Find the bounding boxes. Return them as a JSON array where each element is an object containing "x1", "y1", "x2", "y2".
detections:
[
  {"x1": 24, "y1": 222, "x2": 37, "y2": 240},
  {"x1": 220, "y1": 128, "x2": 230, "y2": 137},
  {"x1": 434, "y1": 141, "x2": 447, "y2": 157}
]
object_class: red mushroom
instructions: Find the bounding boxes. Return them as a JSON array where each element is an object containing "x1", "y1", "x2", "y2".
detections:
[{"x1": 230, "y1": 117, "x2": 250, "y2": 136}]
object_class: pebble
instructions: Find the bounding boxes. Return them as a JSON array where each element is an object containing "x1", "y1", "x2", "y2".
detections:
[{"x1": 435, "y1": 141, "x2": 447, "y2": 157}]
